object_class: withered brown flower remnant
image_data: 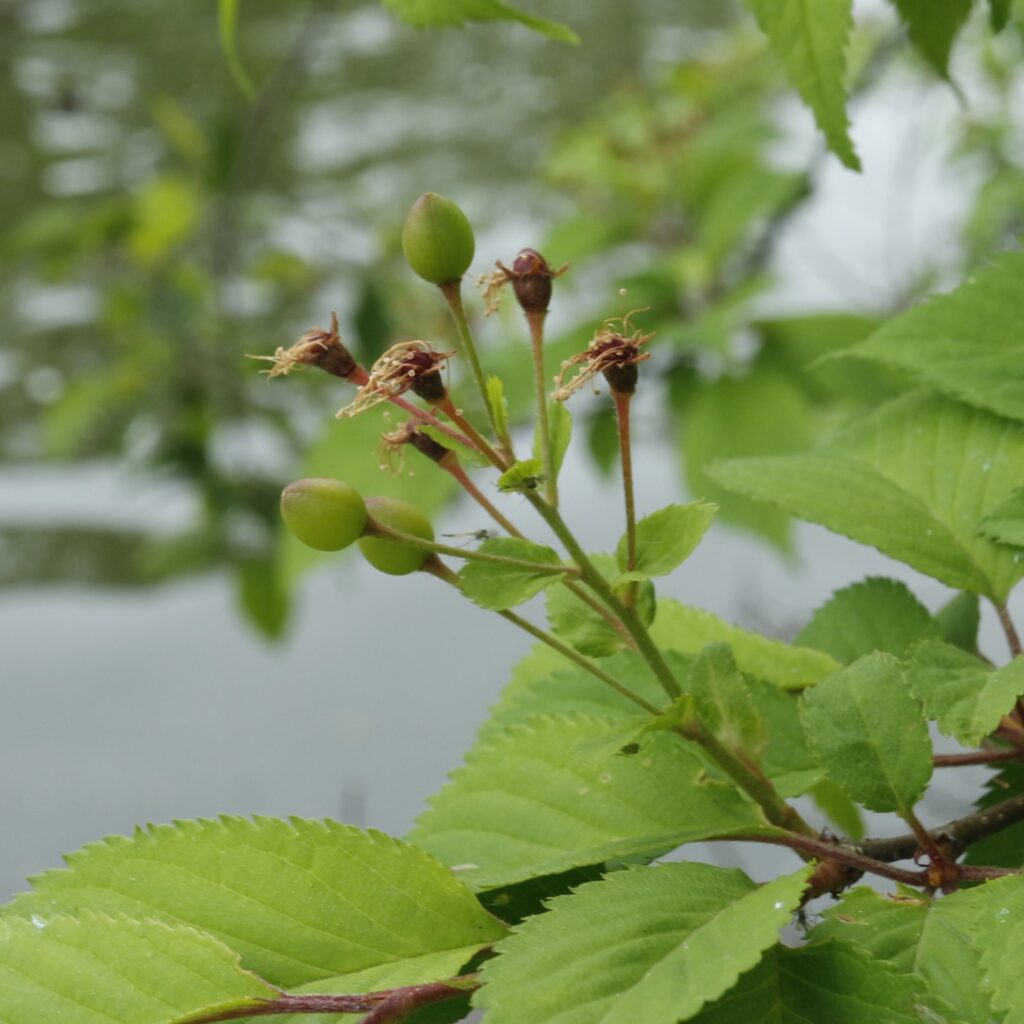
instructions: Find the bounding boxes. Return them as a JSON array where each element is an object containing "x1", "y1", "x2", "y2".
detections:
[
  {"x1": 479, "y1": 248, "x2": 568, "y2": 317},
  {"x1": 252, "y1": 312, "x2": 358, "y2": 380},
  {"x1": 553, "y1": 313, "x2": 653, "y2": 400},
  {"x1": 338, "y1": 341, "x2": 454, "y2": 418}
]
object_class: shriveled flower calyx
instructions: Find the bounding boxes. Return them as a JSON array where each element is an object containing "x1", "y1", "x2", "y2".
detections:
[
  {"x1": 479, "y1": 248, "x2": 568, "y2": 316},
  {"x1": 553, "y1": 313, "x2": 653, "y2": 400},
  {"x1": 252, "y1": 313, "x2": 357, "y2": 380},
  {"x1": 378, "y1": 420, "x2": 451, "y2": 474},
  {"x1": 338, "y1": 341, "x2": 454, "y2": 418}
]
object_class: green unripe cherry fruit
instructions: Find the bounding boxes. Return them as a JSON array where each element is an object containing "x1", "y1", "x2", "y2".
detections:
[
  {"x1": 280, "y1": 478, "x2": 367, "y2": 552},
  {"x1": 401, "y1": 192, "x2": 475, "y2": 285},
  {"x1": 358, "y1": 496, "x2": 434, "y2": 576}
]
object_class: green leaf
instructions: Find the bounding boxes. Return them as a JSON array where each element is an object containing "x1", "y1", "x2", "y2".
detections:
[
  {"x1": 800, "y1": 653, "x2": 932, "y2": 813},
  {"x1": 497, "y1": 458, "x2": 544, "y2": 493},
  {"x1": 686, "y1": 644, "x2": 766, "y2": 758},
  {"x1": 936, "y1": 591, "x2": 981, "y2": 653},
  {"x1": 535, "y1": 401, "x2": 572, "y2": 483},
  {"x1": 6, "y1": 819, "x2": 506, "y2": 989},
  {"x1": 0, "y1": 912, "x2": 274, "y2": 1024},
  {"x1": 965, "y1": 764, "x2": 1024, "y2": 868},
  {"x1": 980, "y1": 485, "x2": 1024, "y2": 547},
  {"x1": 476, "y1": 863, "x2": 812, "y2": 1024},
  {"x1": 458, "y1": 538, "x2": 565, "y2": 610},
  {"x1": 990, "y1": 0, "x2": 1012, "y2": 29},
  {"x1": 651, "y1": 599, "x2": 840, "y2": 691},
  {"x1": 409, "y1": 715, "x2": 780, "y2": 891},
  {"x1": 841, "y1": 252, "x2": 1024, "y2": 424},
  {"x1": 616, "y1": 502, "x2": 716, "y2": 577},
  {"x1": 809, "y1": 779, "x2": 865, "y2": 840},
  {"x1": 545, "y1": 553, "x2": 654, "y2": 657},
  {"x1": 796, "y1": 577, "x2": 939, "y2": 664},
  {"x1": 811, "y1": 886, "x2": 993, "y2": 1024},
  {"x1": 486, "y1": 375, "x2": 510, "y2": 443},
  {"x1": 689, "y1": 941, "x2": 929, "y2": 1024},
  {"x1": 711, "y1": 392, "x2": 1024, "y2": 602},
  {"x1": 888, "y1": 0, "x2": 973, "y2": 77},
  {"x1": 957, "y1": 874, "x2": 1024, "y2": 1022},
  {"x1": 679, "y1": 369, "x2": 815, "y2": 551},
  {"x1": 905, "y1": 640, "x2": 1024, "y2": 746},
  {"x1": 218, "y1": 0, "x2": 257, "y2": 100},
  {"x1": 380, "y1": 0, "x2": 579, "y2": 43},
  {"x1": 740, "y1": 0, "x2": 860, "y2": 169}
]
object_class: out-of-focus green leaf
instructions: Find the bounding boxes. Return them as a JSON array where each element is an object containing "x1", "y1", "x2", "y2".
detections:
[
  {"x1": 888, "y1": 0, "x2": 973, "y2": 77},
  {"x1": 218, "y1": 0, "x2": 257, "y2": 99},
  {"x1": 128, "y1": 176, "x2": 200, "y2": 266},
  {"x1": 381, "y1": 0, "x2": 579, "y2": 43},
  {"x1": 740, "y1": 0, "x2": 860, "y2": 169},
  {"x1": 809, "y1": 779, "x2": 865, "y2": 839},
  {"x1": 935, "y1": 591, "x2": 981, "y2": 653}
]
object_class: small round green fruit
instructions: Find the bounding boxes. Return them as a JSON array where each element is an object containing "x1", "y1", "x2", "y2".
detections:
[
  {"x1": 359, "y1": 496, "x2": 434, "y2": 575},
  {"x1": 401, "y1": 192, "x2": 475, "y2": 285},
  {"x1": 280, "y1": 478, "x2": 367, "y2": 552}
]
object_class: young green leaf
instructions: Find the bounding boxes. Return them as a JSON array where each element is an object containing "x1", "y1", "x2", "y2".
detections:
[
  {"x1": 688, "y1": 941, "x2": 929, "y2": 1024},
  {"x1": 6, "y1": 818, "x2": 506, "y2": 989},
  {"x1": 800, "y1": 652, "x2": 932, "y2": 813},
  {"x1": 711, "y1": 392, "x2": 1024, "y2": 601},
  {"x1": 990, "y1": 0, "x2": 1012, "y2": 29},
  {"x1": 979, "y1": 485, "x2": 1024, "y2": 547},
  {"x1": 381, "y1": 0, "x2": 580, "y2": 43},
  {"x1": 0, "y1": 913, "x2": 275, "y2": 1024},
  {"x1": 812, "y1": 885, "x2": 994, "y2": 1024},
  {"x1": 616, "y1": 501, "x2": 716, "y2": 577},
  {"x1": 687, "y1": 643, "x2": 767, "y2": 758},
  {"x1": 458, "y1": 537, "x2": 566, "y2": 610},
  {"x1": 476, "y1": 863, "x2": 812, "y2": 1024},
  {"x1": 486, "y1": 375, "x2": 510, "y2": 442},
  {"x1": 545, "y1": 553, "x2": 654, "y2": 657},
  {"x1": 651, "y1": 599, "x2": 840, "y2": 690},
  {"x1": 796, "y1": 577, "x2": 939, "y2": 663},
  {"x1": 888, "y1": 0, "x2": 973, "y2": 78},
  {"x1": 809, "y1": 779, "x2": 865, "y2": 840},
  {"x1": 905, "y1": 640, "x2": 1024, "y2": 746},
  {"x1": 935, "y1": 590, "x2": 981, "y2": 652},
  {"x1": 497, "y1": 458, "x2": 544, "y2": 493},
  {"x1": 840, "y1": 251, "x2": 1024, "y2": 424},
  {"x1": 740, "y1": 0, "x2": 860, "y2": 169},
  {"x1": 409, "y1": 715, "x2": 781, "y2": 891},
  {"x1": 534, "y1": 400, "x2": 572, "y2": 482}
]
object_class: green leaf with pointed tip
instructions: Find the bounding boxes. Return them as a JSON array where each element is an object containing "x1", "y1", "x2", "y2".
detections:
[
  {"x1": 965, "y1": 764, "x2": 1024, "y2": 868},
  {"x1": 980, "y1": 486, "x2": 1024, "y2": 547},
  {"x1": 476, "y1": 863, "x2": 812, "y2": 1024},
  {"x1": 711, "y1": 392, "x2": 1024, "y2": 601},
  {"x1": 497, "y1": 458, "x2": 544, "y2": 493},
  {"x1": 381, "y1": 0, "x2": 579, "y2": 42},
  {"x1": 740, "y1": 0, "x2": 860, "y2": 169},
  {"x1": 687, "y1": 643, "x2": 767, "y2": 758},
  {"x1": 936, "y1": 591, "x2": 981, "y2": 653},
  {"x1": 486, "y1": 376, "x2": 510, "y2": 443},
  {"x1": 616, "y1": 502, "x2": 716, "y2": 577},
  {"x1": 905, "y1": 640, "x2": 1024, "y2": 746},
  {"x1": 796, "y1": 577, "x2": 939, "y2": 664},
  {"x1": 841, "y1": 252, "x2": 1024, "y2": 423},
  {"x1": 534, "y1": 401, "x2": 572, "y2": 483},
  {"x1": 811, "y1": 886, "x2": 993, "y2": 1024},
  {"x1": 651, "y1": 599, "x2": 840, "y2": 690},
  {"x1": 0, "y1": 912, "x2": 275, "y2": 1024},
  {"x1": 408, "y1": 715, "x2": 780, "y2": 891},
  {"x1": 689, "y1": 941, "x2": 928, "y2": 1024},
  {"x1": 457, "y1": 538, "x2": 565, "y2": 610},
  {"x1": 809, "y1": 779, "x2": 865, "y2": 840},
  {"x1": 6, "y1": 819, "x2": 506, "y2": 989},
  {"x1": 801, "y1": 653, "x2": 932, "y2": 813},
  {"x1": 888, "y1": 0, "x2": 973, "y2": 77},
  {"x1": 545, "y1": 553, "x2": 653, "y2": 657}
]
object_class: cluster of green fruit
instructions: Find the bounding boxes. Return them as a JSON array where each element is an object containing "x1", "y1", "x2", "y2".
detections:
[{"x1": 281, "y1": 478, "x2": 434, "y2": 576}]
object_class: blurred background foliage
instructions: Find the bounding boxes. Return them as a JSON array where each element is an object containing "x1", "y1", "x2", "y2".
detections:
[{"x1": 3, "y1": 0, "x2": 1023, "y2": 637}]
